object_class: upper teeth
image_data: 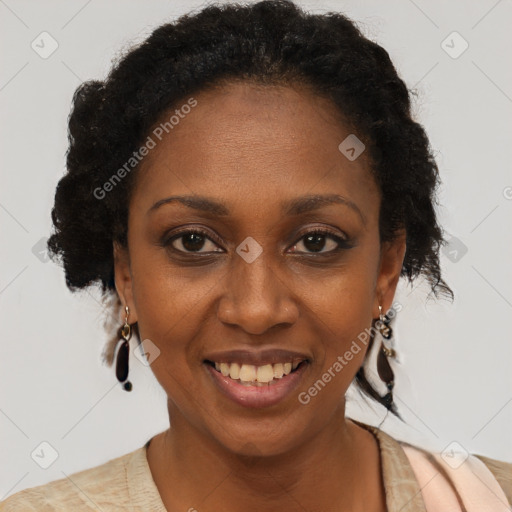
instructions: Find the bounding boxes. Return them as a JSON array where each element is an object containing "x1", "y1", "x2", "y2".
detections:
[{"x1": 214, "y1": 361, "x2": 301, "y2": 383}]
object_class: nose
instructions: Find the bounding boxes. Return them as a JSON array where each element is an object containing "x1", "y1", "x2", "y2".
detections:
[{"x1": 216, "y1": 250, "x2": 299, "y2": 336}]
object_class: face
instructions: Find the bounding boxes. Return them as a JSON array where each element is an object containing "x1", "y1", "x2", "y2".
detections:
[{"x1": 115, "y1": 81, "x2": 405, "y2": 457}]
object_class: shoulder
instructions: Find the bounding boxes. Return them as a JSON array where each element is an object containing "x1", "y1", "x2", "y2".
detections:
[
  {"x1": 400, "y1": 440, "x2": 512, "y2": 507},
  {"x1": 473, "y1": 453, "x2": 512, "y2": 502},
  {"x1": 0, "y1": 447, "x2": 144, "y2": 511},
  {"x1": 354, "y1": 420, "x2": 512, "y2": 510}
]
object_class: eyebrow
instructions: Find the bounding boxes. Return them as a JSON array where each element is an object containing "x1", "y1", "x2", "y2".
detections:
[{"x1": 148, "y1": 193, "x2": 365, "y2": 224}]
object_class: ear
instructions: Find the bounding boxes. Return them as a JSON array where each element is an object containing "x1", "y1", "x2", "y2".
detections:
[
  {"x1": 373, "y1": 230, "x2": 406, "y2": 318},
  {"x1": 113, "y1": 241, "x2": 138, "y2": 323}
]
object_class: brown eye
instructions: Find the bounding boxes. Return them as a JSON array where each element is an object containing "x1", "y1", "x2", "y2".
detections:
[
  {"x1": 289, "y1": 229, "x2": 351, "y2": 254},
  {"x1": 167, "y1": 229, "x2": 223, "y2": 253}
]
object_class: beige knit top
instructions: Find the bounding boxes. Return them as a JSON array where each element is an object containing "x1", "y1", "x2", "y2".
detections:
[{"x1": 1, "y1": 421, "x2": 511, "y2": 511}]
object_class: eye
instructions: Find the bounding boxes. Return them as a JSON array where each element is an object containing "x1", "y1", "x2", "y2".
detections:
[
  {"x1": 164, "y1": 227, "x2": 351, "y2": 255},
  {"x1": 289, "y1": 229, "x2": 350, "y2": 254},
  {"x1": 167, "y1": 228, "x2": 223, "y2": 254}
]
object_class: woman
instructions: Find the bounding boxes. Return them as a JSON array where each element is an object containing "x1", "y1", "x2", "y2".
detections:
[{"x1": 1, "y1": 1, "x2": 510, "y2": 510}]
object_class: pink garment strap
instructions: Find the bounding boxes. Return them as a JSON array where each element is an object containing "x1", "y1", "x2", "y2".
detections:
[{"x1": 402, "y1": 444, "x2": 511, "y2": 512}]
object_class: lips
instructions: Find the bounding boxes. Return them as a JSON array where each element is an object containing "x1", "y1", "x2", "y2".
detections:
[{"x1": 203, "y1": 348, "x2": 310, "y2": 408}]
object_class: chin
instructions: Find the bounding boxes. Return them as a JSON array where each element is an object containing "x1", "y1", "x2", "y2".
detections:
[{"x1": 202, "y1": 409, "x2": 319, "y2": 459}]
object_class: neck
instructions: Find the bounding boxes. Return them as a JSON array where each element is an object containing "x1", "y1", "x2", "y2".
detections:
[{"x1": 147, "y1": 403, "x2": 385, "y2": 512}]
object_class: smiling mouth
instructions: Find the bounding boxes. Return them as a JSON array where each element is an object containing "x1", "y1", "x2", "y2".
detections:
[{"x1": 205, "y1": 360, "x2": 307, "y2": 386}]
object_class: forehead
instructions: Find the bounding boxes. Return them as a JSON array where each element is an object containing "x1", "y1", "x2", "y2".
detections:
[{"x1": 132, "y1": 81, "x2": 379, "y2": 218}]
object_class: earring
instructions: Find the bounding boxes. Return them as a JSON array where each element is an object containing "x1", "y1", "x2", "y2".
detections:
[
  {"x1": 377, "y1": 305, "x2": 396, "y2": 357},
  {"x1": 115, "y1": 306, "x2": 133, "y2": 391},
  {"x1": 376, "y1": 305, "x2": 395, "y2": 408}
]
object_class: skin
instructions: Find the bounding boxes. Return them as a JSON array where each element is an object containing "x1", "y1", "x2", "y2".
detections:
[{"x1": 114, "y1": 81, "x2": 406, "y2": 512}]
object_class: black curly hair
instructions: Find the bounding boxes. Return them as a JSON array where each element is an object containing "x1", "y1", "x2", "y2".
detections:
[{"x1": 47, "y1": 0, "x2": 453, "y2": 418}]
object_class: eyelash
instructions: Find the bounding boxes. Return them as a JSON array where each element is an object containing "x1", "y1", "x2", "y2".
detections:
[{"x1": 163, "y1": 227, "x2": 352, "y2": 256}]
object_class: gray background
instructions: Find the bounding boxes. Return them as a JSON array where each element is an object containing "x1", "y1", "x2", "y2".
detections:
[{"x1": 1, "y1": 0, "x2": 511, "y2": 498}]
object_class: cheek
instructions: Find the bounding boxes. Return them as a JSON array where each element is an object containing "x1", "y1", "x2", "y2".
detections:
[
  {"x1": 127, "y1": 250, "x2": 225, "y2": 399},
  {"x1": 309, "y1": 272, "x2": 376, "y2": 380},
  {"x1": 301, "y1": 245, "x2": 380, "y2": 386},
  {"x1": 129, "y1": 258, "x2": 212, "y2": 355}
]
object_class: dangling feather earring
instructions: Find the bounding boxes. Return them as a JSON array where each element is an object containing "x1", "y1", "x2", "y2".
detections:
[
  {"x1": 115, "y1": 306, "x2": 133, "y2": 391},
  {"x1": 376, "y1": 305, "x2": 396, "y2": 409},
  {"x1": 363, "y1": 305, "x2": 399, "y2": 411}
]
